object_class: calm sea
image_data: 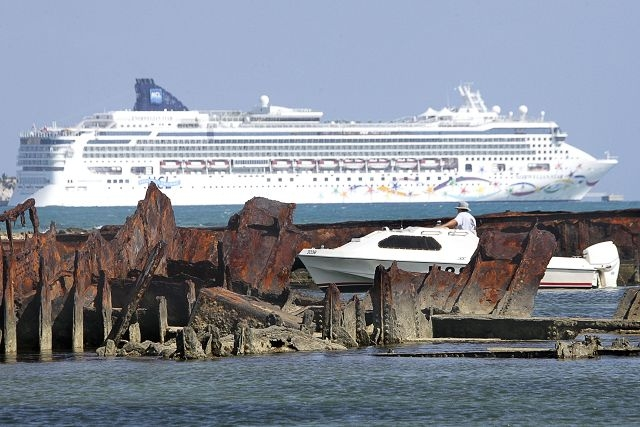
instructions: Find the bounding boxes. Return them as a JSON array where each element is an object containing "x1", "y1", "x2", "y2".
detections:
[
  {"x1": 15, "y1": 199, "x2": 640, "y2": 230},
  {"x1": 2, "y1": 200, "x2": 640, "y2": 426}
]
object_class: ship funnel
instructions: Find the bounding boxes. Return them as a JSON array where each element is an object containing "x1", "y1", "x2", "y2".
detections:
[{"x1": 133, "y1": 78, "x2": 189, "y2": 112}]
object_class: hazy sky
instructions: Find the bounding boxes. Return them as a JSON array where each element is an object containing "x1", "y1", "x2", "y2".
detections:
[{"x1": 1, "y1": 1, "x2": 638, "y2": 199}]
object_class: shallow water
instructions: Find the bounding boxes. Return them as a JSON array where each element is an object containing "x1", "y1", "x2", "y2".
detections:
[
  {"x1": 1, "y1": 346, "x2": 640, "y2": 426},
  {"x1": 0, "y1": 288, "x2": 638, "y2": 426}
]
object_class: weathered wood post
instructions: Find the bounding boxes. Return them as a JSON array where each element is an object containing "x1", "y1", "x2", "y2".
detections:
[
  {"x1": 187, "y1": 280, "x2": 196, "y2": 317},
  {"x1": 128, "y1": 312, "x2": 141, "y2": 344},
  {"x1": 634, "y1": 244, "x2": 640, "y2": 283},
  {"x1": 72, "y1": 250, "x2": 84, "y2": 352},
  {"x1": 2, "y1": 254, "x2": 17, "y2": 355},
  {"x1": 38, "y1": 256, "x2": 52, "y2": 353},
  {"x1": 96, "y1": 270, "x2": 112, "y2": 341},
  {"x1": 157, "y1": 296, "x2": 168, "y2": 344},
  {"x1": 322, "y1": 284, "x2": 342, "y2": 341}
]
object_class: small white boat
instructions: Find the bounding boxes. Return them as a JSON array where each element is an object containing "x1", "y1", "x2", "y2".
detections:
[
  {"x1": 160, "y1": 160, "x2": 182, "y2": 170},
  {"x1": 271, "y1": 159, "x2": 293, "y2": 170},
  {"x1": 296, "y1": 159, "x2": 316, "y2": 170},
  {"x1": 318, "y1": 159, "x2": 339, "y2": 170},
  {"x1": 342, "y1": 158, "x2": 366, "y2": 170},
  {"x1": 420, "y1": 158, "x2": 440, "y2": 170},
  {"x1": 367, "y1": 158, "x2": 391, "y2": 170},
  {"x1": 208, "y1": 159, "x2": 230, "y2": 171},
  {"x1": 185, "y1": 160, "x2": 206, "y2": 170},
  {"x1": 297, "y1": 226, "x2": 620, "y2": 291},
  {"x1": 395, "y1": 158, "x2": 418, "y2": 170}
]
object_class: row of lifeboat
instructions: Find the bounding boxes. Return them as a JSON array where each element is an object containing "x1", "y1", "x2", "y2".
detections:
[
  {"x1": 160, "y1": 158, "x2": 453, "y2": 172},
  {"x1": 160, "y1": 160, "x2": 230, "y2": 171},
  {"x1": 273, "y1": 158, "x2": 447, "y2": 171}
]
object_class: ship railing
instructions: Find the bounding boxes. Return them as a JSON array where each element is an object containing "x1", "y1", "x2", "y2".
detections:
[
  {"x1": 217, "y1": 115, "x2": 552, "y2": 129},
  {"x1": 20, "y1": 129, "x2": 81, "y2": 138}
]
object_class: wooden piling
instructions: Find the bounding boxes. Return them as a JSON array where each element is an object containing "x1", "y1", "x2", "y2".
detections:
[
  {"x1": 2, "y1": 254, "x2": 17, "y2": 355},
  {"x1": 128, "y1": 314, "x2": 141, "y2": 344},
  {"x1": 157, "y1": 296, "x2": 168, "y2": 344},
  {"x1": 97, "y1": 270, "x2": 112, "y2": 341},
  {"x1": 72, "y1": 251, "x2": 84, "y2": 352},
  {"x1": 38, "y1": 256, "x2": 52, "y2": 353},
  {"x1": 187, "y1": 280, "x2": 196, "y2": 316},
  {"x1": 634, "y1": 247, "x2": 640, "y2": 283}
]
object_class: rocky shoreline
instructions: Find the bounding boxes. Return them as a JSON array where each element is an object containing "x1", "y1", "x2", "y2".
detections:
[{"x1": 1, "y1": 183, "x2": 640, "y2": 361}]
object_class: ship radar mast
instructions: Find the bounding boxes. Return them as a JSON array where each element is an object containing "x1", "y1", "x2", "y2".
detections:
[{"x1": 458, "y1": 83, "x2": 488, "y2": 113}]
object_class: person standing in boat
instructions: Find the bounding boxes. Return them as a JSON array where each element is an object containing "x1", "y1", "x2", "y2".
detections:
[{"x1": 438, "y1": 201, "x2": 476, "y2": 234}]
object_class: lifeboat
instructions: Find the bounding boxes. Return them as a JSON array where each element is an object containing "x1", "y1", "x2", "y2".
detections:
[
  {"x1": 394, "y1": 158, "x2": 418, "y2": 170},
  {"x1": 185, "y1": 160, "x2": 206, "y2": 170},
  {"x1": 271, "y1": 159, "x2": 293, "y2": 170},
  {"x1": 296, "y1": 159, "x2": 317, "y2": 170},
  {"x1": 419, "y1": 158, "x2": 440, "y2": 170},
  {"x1": 367, "y1": 158, "x2": 391, "y2": 170},
  {"x1": 208, "y1": 159, "x2": 230, "y2": 171},
  {"x1": 318, "y1": 159, "x2": 339, "y2": 170},
  {"x1": 160, "y1": 160, "x2": 182, "y2": 170},
  {"x1": 342, "y1": 158, "x2": 366, "y2": 170}
]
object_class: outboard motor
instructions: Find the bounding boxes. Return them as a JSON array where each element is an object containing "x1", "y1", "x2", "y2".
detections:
[{"x1": 583, "y1": 241, "x2": 620, "y2": 288}]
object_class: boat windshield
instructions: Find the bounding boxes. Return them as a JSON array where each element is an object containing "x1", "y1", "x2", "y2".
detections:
[{"x1": 378, "y1": 235, "x2": 442, "y2": 251}]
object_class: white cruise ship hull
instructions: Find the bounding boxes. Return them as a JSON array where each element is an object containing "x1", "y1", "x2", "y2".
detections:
[{"x1": 11, "y1": 158, "x2": 616, "y2": 207}]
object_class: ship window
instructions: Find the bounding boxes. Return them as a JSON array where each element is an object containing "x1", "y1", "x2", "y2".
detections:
[
  {"x1": 378, "y1": 235, "x2": 442, "y2": 251},
  {"x1": 465, "y1": 164, "x2": 472, "y2": 172}
]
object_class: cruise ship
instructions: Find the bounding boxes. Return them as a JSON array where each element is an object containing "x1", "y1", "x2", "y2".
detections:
[{"x1": 10, "y1": 79, "x2": 617, "y2": 207}]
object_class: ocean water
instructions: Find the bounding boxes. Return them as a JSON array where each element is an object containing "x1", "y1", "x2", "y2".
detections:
[
  {"x1": 1, "y1": 200, "x2": 640, "y2": 426},
  {"x1": 12, "y1": 199, "x2": 640, "y2": 230}
]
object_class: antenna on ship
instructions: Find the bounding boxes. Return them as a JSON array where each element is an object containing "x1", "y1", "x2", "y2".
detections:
[
  {"x1": 519, "y1": 105, "x2": 528, "y2": 120},
  {"x1": 459, "y1": 83, "x2": 487, "y2": 112}
]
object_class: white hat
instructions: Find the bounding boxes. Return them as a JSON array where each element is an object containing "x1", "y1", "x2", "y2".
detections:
[{"x1": 455, "y1": 201, "x2": 470, "y2": 211}]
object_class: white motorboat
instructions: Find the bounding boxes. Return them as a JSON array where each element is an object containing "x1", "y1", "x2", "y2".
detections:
[{"x1": 297, "y1": 226, "x2": 620, "y2": 291}]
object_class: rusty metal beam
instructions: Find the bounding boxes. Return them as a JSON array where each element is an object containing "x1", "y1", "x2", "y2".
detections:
[{"x1": 105, "y1": 240, "x2": 167, "y2": 346}]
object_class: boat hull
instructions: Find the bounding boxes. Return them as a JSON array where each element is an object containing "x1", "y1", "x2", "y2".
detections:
[
  {"x1": 10, "y1": 162, "x2": 616, "y2": 207},
  {"x1": 299, "y1": 253, "x2": 599, "y2": 291},
  {"x1": 299, "y1": 253, "x2": 466, "y2": 292},
  {"x1": 298, "y1": 230, "x2": 620, "y2": 291}
]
